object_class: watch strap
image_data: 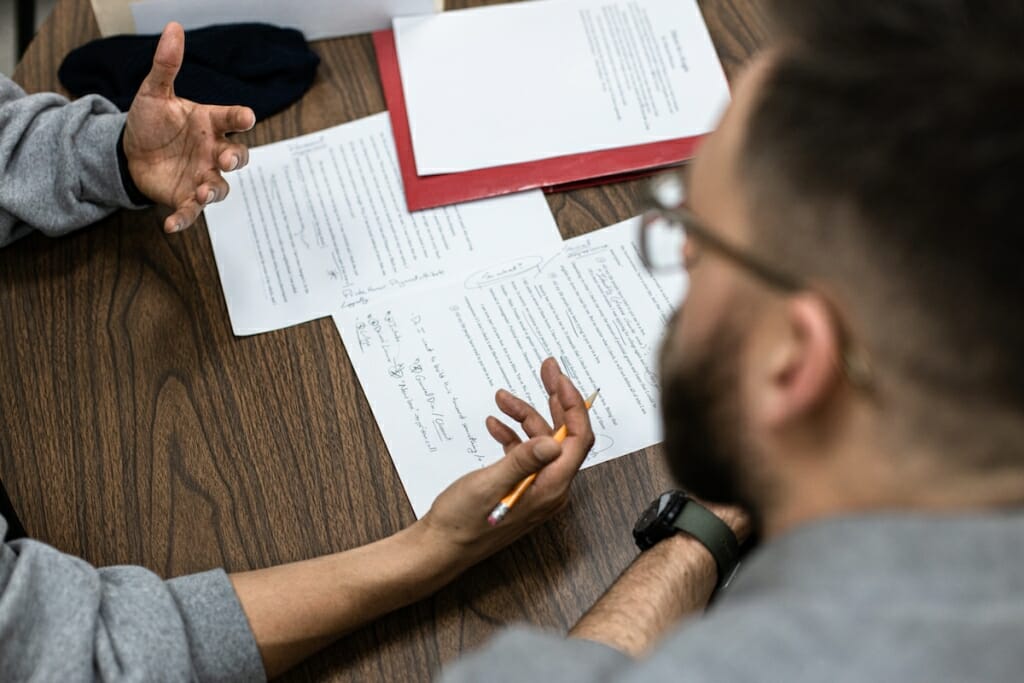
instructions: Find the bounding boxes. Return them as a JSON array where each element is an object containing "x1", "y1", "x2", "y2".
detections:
[{"x1": 672, "y1": 501, "x2": 741, "y2": 588}]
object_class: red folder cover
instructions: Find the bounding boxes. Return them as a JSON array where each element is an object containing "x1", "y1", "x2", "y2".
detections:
[{"x1": 373, "y1": 30, "x2": 706, "y2": 211}]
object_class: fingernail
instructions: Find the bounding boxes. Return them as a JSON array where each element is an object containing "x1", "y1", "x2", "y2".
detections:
[
  {"x1": 228, "y1": 155, "x2": 239, "y2": 171},
  {"x1": 171, "y1": 221, "x2": 182, "y2": 233},
  {"x1": 206, "y1": 189, "x2": 217, "y2": 203},
  {"x1": 533, "y1": 439, "x2": 561, "y2": 463}
]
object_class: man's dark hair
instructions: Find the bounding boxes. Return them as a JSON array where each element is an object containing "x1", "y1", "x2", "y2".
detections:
[{"x1": 741, "y1": 1, "x2": 1024, "y2": 462}]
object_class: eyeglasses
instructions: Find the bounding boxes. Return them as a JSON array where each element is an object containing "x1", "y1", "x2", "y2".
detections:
[
  {"x1": 640, "y1": 172, "x2": 874, "y2": 390},
  {"x1": 639, "y1": 173, "x2": 803, "y2": 291}
]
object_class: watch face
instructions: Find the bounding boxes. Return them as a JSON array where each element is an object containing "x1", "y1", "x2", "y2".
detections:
[
  {"x1": 633, "y1": 490, "x2": 686, "y2": 550},
  {"x1": 634, "y1": 498, "x2": 663, "y2": 532}
]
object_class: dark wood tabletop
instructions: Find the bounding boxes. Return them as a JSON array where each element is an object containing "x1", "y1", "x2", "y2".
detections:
[{"x1": 2, "y1": 1, "x2": 767, "y2": 680}]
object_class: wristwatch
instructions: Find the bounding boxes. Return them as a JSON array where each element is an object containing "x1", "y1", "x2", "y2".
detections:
[{"x1": 633, "y1": 490, "x2": 741, "y2": 589}]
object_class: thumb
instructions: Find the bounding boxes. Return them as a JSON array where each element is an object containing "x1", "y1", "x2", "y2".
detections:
[
  {"x1": 492, "y1": 436, "x2": 562, "y2": 487},
  {"x1": 141, "y1": 22, "x2": 184, "y2": 98}
]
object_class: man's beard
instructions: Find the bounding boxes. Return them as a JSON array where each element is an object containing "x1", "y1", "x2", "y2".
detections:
[{"x1": 658, "y1": 311, "x2": 755, "y2": 509}]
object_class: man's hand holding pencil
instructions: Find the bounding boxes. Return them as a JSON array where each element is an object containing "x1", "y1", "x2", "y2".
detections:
[{"x1": 418, "y1": 357, "x2": 595, "y2": 571}]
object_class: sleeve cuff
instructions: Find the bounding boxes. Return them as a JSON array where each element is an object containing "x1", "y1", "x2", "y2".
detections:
[
  {"x1": 116, "y1": 124, "x2": 155, "y2": 208},
  {"x1": 167, "y1": 568, "x2": 266, "y2": 683}
]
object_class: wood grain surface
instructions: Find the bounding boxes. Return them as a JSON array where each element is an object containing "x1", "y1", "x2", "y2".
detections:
[{"x1": 2, "y1": 1, "x2": 768, "y2": 680}]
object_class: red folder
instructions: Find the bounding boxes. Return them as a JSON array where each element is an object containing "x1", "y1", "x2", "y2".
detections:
[{"x1": 373, "y1": 30, "x2": 706, "y2": 212}]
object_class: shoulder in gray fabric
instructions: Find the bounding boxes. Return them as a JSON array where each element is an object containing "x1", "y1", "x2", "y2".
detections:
[
  {"x1": 440, "y1": 513, "x2": 1024, "y2": 683},
  {"x1": 0, "y1": 512, "x2": 266, "y2": 681},
  {"x1": 0, "y1": 74, "x2": 138, "y2": 248}
]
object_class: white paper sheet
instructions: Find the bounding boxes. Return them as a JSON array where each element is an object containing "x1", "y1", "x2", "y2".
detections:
[
  {"x1": 204, "y1": 113, "x2": 562, "y2": 335},
  {"x1": 394, "y1": 0, "x2": 730, "y2": 175},
  {"x1": 131, "y1": 0, "x2": 441, "y2": 40},
  {"x1": 333, "y1": 217, "x2": 686, "y2": 517}
]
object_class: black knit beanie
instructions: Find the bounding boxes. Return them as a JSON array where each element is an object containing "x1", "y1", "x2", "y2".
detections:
[{"x1": 59, "y1": 23, "x2": 320, "y2": 121}]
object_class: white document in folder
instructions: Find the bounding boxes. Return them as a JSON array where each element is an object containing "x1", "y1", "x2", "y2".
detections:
[
  {"x1": 131, "y1": 0, "x2": 442, "y2": 40},
  {"x1": 204, "y1": 113, "x2": 562, "y2": 335},
  {"x1": 393, "y1": 0, "x2": 730, "y2": 175},
  {"x1": 333, "y1": 217, "x2": 686, "y2": 518}
]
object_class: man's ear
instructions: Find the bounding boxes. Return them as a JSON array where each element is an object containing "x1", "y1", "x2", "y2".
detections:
[{"x1": 755, "y1": 294, "x2": 843, "y2": 428}]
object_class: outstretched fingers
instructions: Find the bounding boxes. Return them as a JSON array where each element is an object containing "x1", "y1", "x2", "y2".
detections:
[
  {"x1": 195, "y1": 169, "x2": 229, "y2": 205},
  {"x1": 486, "y1": 415, "x2": 521, "y2": 454},
  {"x1": 164, "y1": 171, "x2": 226, "y2": 232},
  {"x1": 490, "y1": 435, "x2": 563, "y2": 490},
  {"x1": 217, "y1": 143, "x2": 250, "y2": 173},
  {"x1": 140, "y1": 22, "x2": 185, "y2": 99},
  {"x1": 164, "y1": 196, "x2": 202, "y2": 233},
  {"x1": 540, "y1": 357, "x2": 566, "y2": 428},
  {"x1": 494, "y1": 389, "x2": 553, "y2": 438},
  {"x1": 537, "y1": 373, "x2": 593, "y2": 480},
  {"x1": 209, "y1": 105, "x2": 256, "y2": 135}
]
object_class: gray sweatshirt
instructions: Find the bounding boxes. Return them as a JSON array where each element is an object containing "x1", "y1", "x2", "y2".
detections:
[
  {"x1": 0, "y1": 75, "x2": 266, "y2": 681},
  {"x1": 0, "y1": 74, "x2": 139, "y2": 246},
  {"x1": 443, "y1": 513, "x2": 1024, "y2": 683}
]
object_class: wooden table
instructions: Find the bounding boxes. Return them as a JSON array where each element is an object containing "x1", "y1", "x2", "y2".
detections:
[{"x1": 2, "y1": 2, "x2": 766, "y2": 680}]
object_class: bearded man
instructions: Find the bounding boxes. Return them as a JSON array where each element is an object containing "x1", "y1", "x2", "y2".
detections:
[{"x1": 443, "y1": 1, "x2": 1024, "y2": 681}]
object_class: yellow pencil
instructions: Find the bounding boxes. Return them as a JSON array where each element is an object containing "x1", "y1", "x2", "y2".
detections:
[{"x1": 487, "y1": 389, "x2": 600, "y2": 526}]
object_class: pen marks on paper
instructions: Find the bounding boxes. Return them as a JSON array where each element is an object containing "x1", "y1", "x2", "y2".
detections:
[
  {"x1": 354, "y1": 309, "x2": 482, "y2": 462},
  {"x1": 465, "y1": 256, "x2": 544, "y2": 289},
  {"x1": 340, "y1": 270, "x2": 448, "y2": 310},
  {"x1": 587, "y1": 433, "x2": 616, "y2": 463},
  {"x1": 565, "y1": 240, "x2": 611, "y2": 261}
]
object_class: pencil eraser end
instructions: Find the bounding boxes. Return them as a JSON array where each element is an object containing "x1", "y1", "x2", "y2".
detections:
[{"x1": 487, "y1": 503, "x2": 509, "y2": 526}]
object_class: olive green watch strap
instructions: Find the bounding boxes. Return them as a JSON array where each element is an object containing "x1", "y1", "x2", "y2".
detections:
[{"x1": 672, "y1": 500, "x2": 741, "y2": 588}]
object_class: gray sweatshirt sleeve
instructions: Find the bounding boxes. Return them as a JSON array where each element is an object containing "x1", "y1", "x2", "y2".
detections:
[
  {"x1": 0, "y1": 513, "x2": 266, "y2": 682},
  {"x1": 0, "y1": 74, "x2": 142, "y2": 248},
  {"x1": 439, "y1": 627, "x2": 631, "y2": 683}
]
